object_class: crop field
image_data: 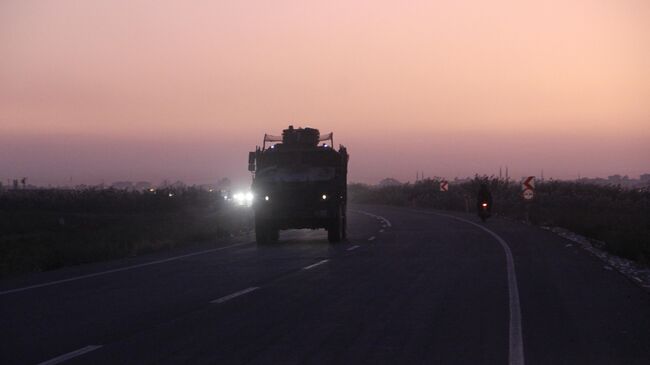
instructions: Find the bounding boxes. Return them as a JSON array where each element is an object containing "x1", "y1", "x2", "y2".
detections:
[
  {"x1": 0, "y1": 188, "x2": 252, "y2": 277},
  {"x1": 349, "y1": 178, "x2": 650, "y2": 264}
]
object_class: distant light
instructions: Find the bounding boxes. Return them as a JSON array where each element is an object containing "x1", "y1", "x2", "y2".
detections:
[
  {"x1": 482, "y1": 203, "x2": 488, "y2": 207},
  {"x1": 149, "y1": 188, "x2": 155, "y2": 192},
  {"x1": 322, "y1": 194, "x2": 327, "y2": 200},
  {"x1": 323, "y1": 144, "x2": 328, "y2": 148},
  {"x1": 265, "y1": 196, "x2": 269, "y2": 201},
  {"x1": 270, "y1": 145, "x2": 275, "y2": 149},
  {"x1": 169, "y1": 193, "x2": 174, "y2": 197},
  {"x1": 208, "y1": 188, "x2": 214, "y2": 192},
  {"x1": 233, "y1": 191, "x2": 253, "y2": 206}
]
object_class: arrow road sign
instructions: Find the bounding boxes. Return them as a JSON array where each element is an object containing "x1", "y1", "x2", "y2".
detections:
[
  {"x1": 522, "y1": 176, "x2": 535, "y2": 191},
  {"x1": 440, "y1": 181, "x2": 449, "y2": 192}
]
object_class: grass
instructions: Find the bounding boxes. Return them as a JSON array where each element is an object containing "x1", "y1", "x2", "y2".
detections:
[
  {"x1": 0, "y1": 187, "x2": 252, "y2": 277},
  {"x1": 349, "y1": 177, "x2": 650, "y2": 264}
]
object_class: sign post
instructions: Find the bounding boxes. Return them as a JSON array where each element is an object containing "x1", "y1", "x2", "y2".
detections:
[
  {"x1": 521, "y1": 176, "x2": 535, "y2": 201},
  {"x1": 521, "y1": 176, "x2": 535, "y2": 223}
]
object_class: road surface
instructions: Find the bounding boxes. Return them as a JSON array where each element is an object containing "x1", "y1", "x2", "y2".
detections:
[{"x1": 1, "y1": 205, "x2": 649, "y2": 364}]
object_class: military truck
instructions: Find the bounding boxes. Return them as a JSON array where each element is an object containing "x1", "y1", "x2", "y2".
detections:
[{"x1": 248, "y1": 126, "x2": 349, "y2": 244}]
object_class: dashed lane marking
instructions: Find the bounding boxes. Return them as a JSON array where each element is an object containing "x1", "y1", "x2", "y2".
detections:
[
  {"x1": 350, "y1": 210, "x2": 392, "y2": 228},
  {"x1": 211, "y1": 287, "x2": 260, "y2": 304},
  {"x1": 37, "y1": 345, "x2": 103, "y2": 365},
  {"x1": 368, "y1": 236, "x2": 376, "y2": 241},
  {"x1": 347, "y1": 245, "x2": 360, "y2": 251},
  {"x1": 302, "y1": 259, "x2": 329, "y2": 270}
]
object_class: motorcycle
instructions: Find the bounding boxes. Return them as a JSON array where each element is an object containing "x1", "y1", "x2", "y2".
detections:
[{"x1": 478, "y1": 201, "x2": 491, "y2": 222}]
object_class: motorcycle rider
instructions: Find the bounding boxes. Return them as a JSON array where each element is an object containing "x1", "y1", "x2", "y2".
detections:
[{"x1": 477, "y1": 183, "x2": 493, "y2": 219}]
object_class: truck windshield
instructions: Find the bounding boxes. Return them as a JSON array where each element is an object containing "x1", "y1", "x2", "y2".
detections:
[{"x1": 256, "y1": 166, "x2": 335, "y2": 183}]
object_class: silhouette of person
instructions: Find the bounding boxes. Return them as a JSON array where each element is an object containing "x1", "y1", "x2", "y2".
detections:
[{"x1": 477, "y1": 183, "x2": 493, "y2": 213}]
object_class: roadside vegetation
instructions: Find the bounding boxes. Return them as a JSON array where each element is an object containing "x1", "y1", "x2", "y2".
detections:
[
  {"x1": 349, "y1": 177, "x2": 650, "y2": 264},
  {"x1": 3, "y1": 179, "x2": 648, "y2": 277},
  {"x1": 0, "y1": 188, "x2": 251, "y2": 277}
]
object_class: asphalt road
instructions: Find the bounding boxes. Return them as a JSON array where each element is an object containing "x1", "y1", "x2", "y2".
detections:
[{"x1": 1, "y1": 205, "x2": 649, "y2": 365}]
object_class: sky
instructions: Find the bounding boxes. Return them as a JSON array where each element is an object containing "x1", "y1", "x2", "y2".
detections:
[{"x1": 1, "y1": 0, "x2": 649, "y2": 187}]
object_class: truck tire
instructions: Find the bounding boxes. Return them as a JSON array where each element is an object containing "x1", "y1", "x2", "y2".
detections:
[
  {"x1": 328, "y1": 207, "x2": 343, "y2": 243},
  {"x1": 269, "y1": 228, "x2": 279, "y2": 242},
  {"x1": 255, "y1": 226, "x2": 269, "y2": 244},
  {"x1": 255, "y1": 217, "x2": 271, "y2": 244}
]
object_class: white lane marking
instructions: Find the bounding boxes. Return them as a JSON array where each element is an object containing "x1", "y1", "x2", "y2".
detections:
[
  {"x1": 211, "y1": 287, "x2": 260, "y2": 304},
  {"x1": 302, "y1": 259, "x2": 329, "y2": 270},
  {"x1": 0, "y1": 242, "x2": 250, "y2": 296},
  {"x1": 379, "y1": 229, "x2": 385, "y2": 233},
  {"x1": 368, "y1": 236, "x2": 376, "y2": 241},
  {"x1": 350, "y1": 210, "x2": 392, "y2": 228},
  {"x1": 38, "y1": 345, "x2": 102, "y2": 365},
  {"x1": 347, "y1": 245, "x2": 360, "y2": 251},
  {"x1": 411, "y1": 209, "x2": 525, "y2": 365}
]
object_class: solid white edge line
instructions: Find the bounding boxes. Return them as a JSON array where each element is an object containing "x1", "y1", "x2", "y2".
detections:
[
  {"x1": 302, "y1": 259, "x2": 329, "y2": 270},
  {"x1": 1, "y1": 242, "x2": 250, "y2": 296},
  {"x1": 37, "y1": 345, "x2": 103, "y2": 365},
  {"x1": 355, "y1": 208, "x2": 524, "y2": 365},
  {"x1": 347, "y1": 245, "x2": 360, "y2": 251},
  {"x1": 414, "y1": 210, "x2": 525, "y2": 365},
  {"x1": 211, "y1": 287, "x2": 260, "y2": 304}
]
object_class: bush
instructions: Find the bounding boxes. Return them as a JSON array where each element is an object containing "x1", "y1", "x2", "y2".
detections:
[
  {"x1": 0, "y1": 187, "x2": 252, "y2": 277},
  {"x1": 350, "y1": 177, "x2": 650, "y2": 263}
]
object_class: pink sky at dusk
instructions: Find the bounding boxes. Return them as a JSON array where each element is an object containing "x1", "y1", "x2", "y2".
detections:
[{"x1": 1, "y1": 0, "x2": 649, "y2": 186}]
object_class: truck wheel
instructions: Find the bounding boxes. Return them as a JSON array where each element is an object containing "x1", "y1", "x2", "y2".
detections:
[
  {"x1": 328, "y1": 208, "x2": 343, "y2": 243},
  {"x1": 256, "y1": 227, "x2": 268, "y2": 244},
  {"x1": 255, "y1": 218, "x2": 270, "y2": 244},
  {"x1": 270, "y1": 228, "x2": 279, "y2": 242}
]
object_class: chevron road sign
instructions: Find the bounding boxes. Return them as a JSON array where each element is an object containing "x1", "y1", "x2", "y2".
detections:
[{"x1": 522, "y1": 176, "x2": 535, "y2": 200}]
